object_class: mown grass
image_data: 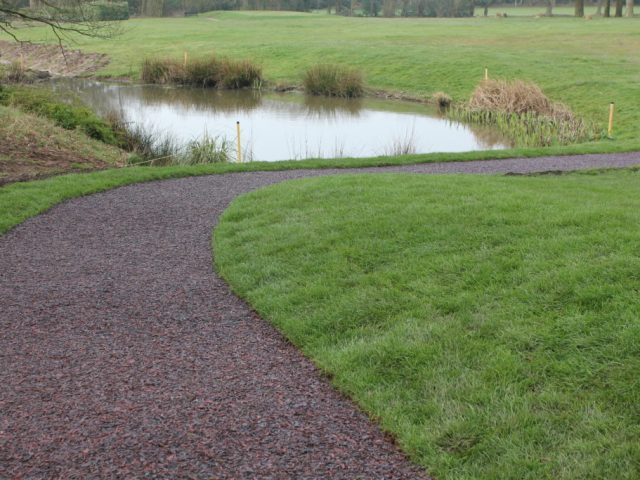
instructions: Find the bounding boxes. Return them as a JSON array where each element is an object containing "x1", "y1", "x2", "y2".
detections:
[
  {"x1": 3, "y1": 136, "x2": 639, "y2": 236},
  {"x1": 4, "y1": 11, "x2": 638, "y2": 150},
  {"x1": 213, "y1": 170, "x2": 640, "y2": 480}
]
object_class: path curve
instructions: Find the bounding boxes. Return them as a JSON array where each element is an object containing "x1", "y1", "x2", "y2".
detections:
[{"x1": 1, "y1": 152, "x2": 639, "y2": 479}]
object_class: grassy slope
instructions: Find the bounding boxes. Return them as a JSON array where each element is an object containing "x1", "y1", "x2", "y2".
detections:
[
  {"x1": 7, "y1": 11, "x2": 640, "y2": 146},
  {"x1": 0, "y1": 104, "x2": 124, "y2": 183},
  {"x1": 214, "y1": 170, "x2": 640, "y2": 480}
]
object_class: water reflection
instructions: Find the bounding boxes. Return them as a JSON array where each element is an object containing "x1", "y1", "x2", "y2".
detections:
[
  {"x1": 302, "y1": 94, "x2": 363, "y2": 119},
  {"x1": 51, "y1": 79, "x2": 510, "y2": 162}
]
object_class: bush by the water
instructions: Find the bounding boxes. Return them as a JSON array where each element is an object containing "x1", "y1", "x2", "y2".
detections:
[
  {"x1": 450, "y1": 79, "x2": 597, "y2": 147},
  {"x1": 0, "y1": 86, "x2": 118, "y2": 145},
  {"x1": 432, "y1": 91, "x2": 452, "y2": 110},
  {"x1": 303, "y1": 64, "x2": 364, "y2": 98},
  {"x1": 141, "y1": 56, "x2": 262, "y2": 89},
  {"x1": 469, "y1": 79, "x2": 570, "y2": 119}
]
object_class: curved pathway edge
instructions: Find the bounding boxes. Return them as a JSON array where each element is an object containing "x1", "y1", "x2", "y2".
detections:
[{"x1": 1, "y1": 152, "x2": 639, "y2": 478}]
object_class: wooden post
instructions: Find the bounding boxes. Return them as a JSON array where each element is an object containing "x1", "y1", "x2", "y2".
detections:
[
  {"x1": 183, "y1": 51, "x2": 188, "y2": 68},
  {"x1": 236, "y1": 121, "x2": 242, "y2": 163},
  {"x1": 484, "y1": 67, "x2": 488, "y2": 81},
  {"x1": 608, "y1": 102, "x2": 615, "y2": 137}
]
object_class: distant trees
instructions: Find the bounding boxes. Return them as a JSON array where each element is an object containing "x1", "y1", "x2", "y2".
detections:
[
  {"x1": 545, "y1": 0, "x2": 555, "y2": 16},
  {"x1": 0, "y1": 0, "x2": 119, "y2": 40},
  {"x1": 615, "y1": 0, "x2": 623, "y2": 15},
  {"x1": 6, "y1": 0, "x2": 632, "y2": 20}
]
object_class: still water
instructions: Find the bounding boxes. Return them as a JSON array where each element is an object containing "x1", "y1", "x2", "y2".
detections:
[{"x1": 54, "y1": 80, "x2": 509, "y2": 162}]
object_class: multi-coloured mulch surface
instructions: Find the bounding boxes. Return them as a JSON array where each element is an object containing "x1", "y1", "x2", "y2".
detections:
[{"x1": 1, "y1": 153, "x2": 639, "y2": 478}]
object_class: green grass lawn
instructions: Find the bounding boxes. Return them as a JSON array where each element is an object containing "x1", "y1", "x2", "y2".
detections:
[
  {"x1": 214, "y1": 169, "x2": 640, "y2": 479},
  {"x1": 6, "y1": 11, "x2": 639, "y2": 147}
]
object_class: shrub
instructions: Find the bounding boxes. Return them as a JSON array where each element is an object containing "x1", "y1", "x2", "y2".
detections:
[
  {"x1": 432, "y1": 91, "x2": 452, "y2": 110},
  {"x1": 450, "y1": 79, "x2": 597, "y2": 147},
  {"x1": 6, "y1": 61, "x2": 28, "y2": 83},
  {"x1": 141, "y1": 56, "x2": 262, "y2": 89},
  {"x1": 469, "y1": 79, "x2": 565, "y2": 118},
  {"x1": 219, "y1": 59, "x2": 262, "y2": 89},
  {"x1": 141, "y1": 58, "x2": 184, "y2": 84},
  {"x1": 185, "y1": 57, "x2": 221, "y2": 87},
  {"x1": 181, "y1": 133, "x2": 232, "y2": 164},
  {"x1": 303, "y1": 64, "x2": 364, "y2": 98}
]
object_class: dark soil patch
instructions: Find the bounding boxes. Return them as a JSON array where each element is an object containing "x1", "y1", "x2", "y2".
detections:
[{"x1": 0, "y1": 140, "x2": 110, "y2": 185}]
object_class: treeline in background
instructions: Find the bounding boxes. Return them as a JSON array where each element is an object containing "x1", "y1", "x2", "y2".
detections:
[{"x1": 13, "y1": 0, "x2": 638, "y2": 19}]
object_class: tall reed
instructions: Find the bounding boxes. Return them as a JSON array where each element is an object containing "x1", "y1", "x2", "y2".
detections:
[
  {"x1": 450, "y1": 79, "x2": 598, "y2": 147},
  {"x1": 106, "y1": 110, "x2": 233, "y2": 166},
  {"x1": 141, "y1": 56, "x2": 262, "y2": 89},
  {"x1": 303, "y1": 64, "x2": 364, "y2": 98},
  {"x1": 449, "y1": 107, "x2": 597, "y2": 147}
]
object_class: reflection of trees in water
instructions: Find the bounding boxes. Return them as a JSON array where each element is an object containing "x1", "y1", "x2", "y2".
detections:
[
  {"x1": 134, "y1": 87, "x2": 262, "y2": 113},
  {"x1": 465, "y1": 122, "x2": 514, "y2": 149},
  {"x1": 445, "y1": 119, "x2": 513, "y2": 149},
  {"x1": 52, "y1": 79, "x2": 263, "y2": 115},
  {"x1": 302, "y1": 95, "x2": 363, "y2": 119},
  {"x1": 51, "y1": 79, "x2": 365, "y2": 120},
  {"x1": 48, "y1": 79, "x2": 511, "y2": 153}
]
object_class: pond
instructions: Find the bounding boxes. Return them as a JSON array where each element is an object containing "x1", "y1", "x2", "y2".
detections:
[{"x1": 53, "y1": 80, "x2": 510, "y2": 162}]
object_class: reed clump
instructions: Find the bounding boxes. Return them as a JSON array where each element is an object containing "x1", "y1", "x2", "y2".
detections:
[
  {"x1": 451, "y1": 79, "x2": 598, "y2": 147},
  {"x1": 303, "y1": 64, "x2": 364, "y2": 98},
  {"x1": 141, "y1": 56, "x2": 262, "y2": 89},
  {"x1": 432, "y1": 91, "x2": 452, "y2": 110},
  {"x1": 106, "y1": 110, "x2": 232, "y2": 166}
]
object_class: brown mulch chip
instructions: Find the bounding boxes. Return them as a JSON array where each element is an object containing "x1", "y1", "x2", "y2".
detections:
[{"x1": 1, "y1": 153, "x2": 639, "y2": 478}]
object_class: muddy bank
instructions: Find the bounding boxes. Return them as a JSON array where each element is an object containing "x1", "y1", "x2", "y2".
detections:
[{"x1": 0, "y1": 40, "x2": 109, "y2": 77}]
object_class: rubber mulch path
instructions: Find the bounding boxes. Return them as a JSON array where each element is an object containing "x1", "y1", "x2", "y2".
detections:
[{"x1": 2, "y1": 153, "x2": 639, "y2": 478}]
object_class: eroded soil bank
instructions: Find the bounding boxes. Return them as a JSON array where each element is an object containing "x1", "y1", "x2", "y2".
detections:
[{"x1": 0, "y1": 40, "x2": 109, "y2": 77}]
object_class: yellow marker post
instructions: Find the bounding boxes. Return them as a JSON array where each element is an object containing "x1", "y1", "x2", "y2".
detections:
[
  {"x1": 484, "y1": 67, "x2": 488, "y2": 81},
  {"x1": 608, "y1": 102, "x2": 615, "y2": 137},
  {"x1": 236, "y1": 121, "x2": 242, "y2": 163},
  {"x1": 183, "y1": 51, "x2": 188, "y2": 68}
]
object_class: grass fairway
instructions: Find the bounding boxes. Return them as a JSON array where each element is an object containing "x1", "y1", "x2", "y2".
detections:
[
  {"x1": 7, "y1": 11, "x2": 640, "y2": 147},
  {"x1": 214, "y1": 170, "x2": 640, "y2": 479}
]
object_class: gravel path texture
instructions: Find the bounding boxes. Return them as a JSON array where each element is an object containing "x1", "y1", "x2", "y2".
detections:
[{"x1": 2, "y1": 152, "x2": 639, "y2": 479}]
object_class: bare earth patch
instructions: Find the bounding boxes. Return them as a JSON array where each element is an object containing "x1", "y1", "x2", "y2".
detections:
[
  {"x1": 0, "y1": 40, "x2": 109, "y2": 77},
  {"x1": 0, "y1": 105, "x2": 125, "y2": 184},
  {"x1": 0, "y1": 142, "x2": 110, "y2": 185}
]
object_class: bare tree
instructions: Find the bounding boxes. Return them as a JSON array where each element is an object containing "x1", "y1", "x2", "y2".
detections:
[
  {"x1": 0, "y1": 0, "x2": 119, "y2": 44},
  {"x1": 575, "y1": 0, "x2": 584, "y2": 17},
  {"x1": 545, "y1": 0, "x2": 555, "y2": 16},
  {"x1": 625, "y1": 0, "x2": 633, "y2": 16},
  {"x1": 615, "y1": 0, "x2": 623, "y2": 16}
]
